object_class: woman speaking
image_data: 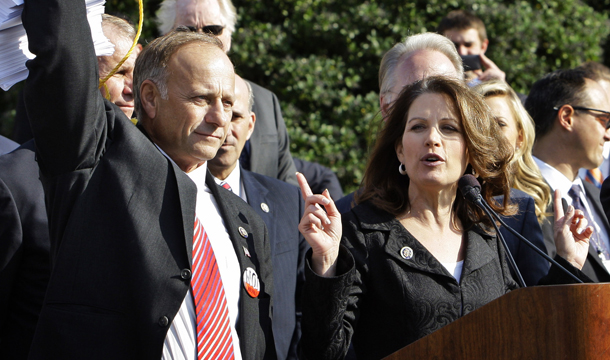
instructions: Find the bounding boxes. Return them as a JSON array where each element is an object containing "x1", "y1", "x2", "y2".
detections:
[{"x1": 297, "y1": 76, "x2": 591, "y2": 360}]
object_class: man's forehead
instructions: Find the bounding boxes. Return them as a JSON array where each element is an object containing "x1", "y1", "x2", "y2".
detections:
[
  {"x1": 175, "y1": 0, "x2": 223, "y2": 26},
  {"x1": 395, "y1": 50, "x2": 458, "y2": 86}
]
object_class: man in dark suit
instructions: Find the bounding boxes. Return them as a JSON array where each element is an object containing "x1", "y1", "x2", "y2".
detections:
[
  {"x1": 208, "y1": 74, "x2": 306, "y2": 360},
  {"x1": 527, "y1": 68, "x2": 610, "y2": 282},
  {"x1": 156, "y1": 0, "x2": 298, "y2": 186},
  {"x1": 22, "y1": 0, "x2": 275, "y2": 358},
  {"x1": 0, "y1": 14, "x2": 140, "y2": 359}
]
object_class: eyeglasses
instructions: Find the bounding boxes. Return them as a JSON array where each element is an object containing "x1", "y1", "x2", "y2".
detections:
[
  {"x1": 553, "y1": 105, "x2": 610, "y2": 129},
  {"x1": 186, "y1": 25, "x2": 224, "y2": 36}
]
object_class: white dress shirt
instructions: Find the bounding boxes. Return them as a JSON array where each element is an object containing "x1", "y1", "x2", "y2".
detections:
[
  {"x1": 156, "y1": 148, "x2": 243, "y2": 360},
  {"x1": 534, "y1": 157, "x2": 610, "y2": 269},
  {"x1": 213, "y1": 161, "x2": 247, "y2": 203}
]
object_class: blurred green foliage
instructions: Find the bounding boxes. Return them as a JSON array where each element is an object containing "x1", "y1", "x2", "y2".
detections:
[{"x1": 1, "y1": 0, "x2": 608, "y2": 193}]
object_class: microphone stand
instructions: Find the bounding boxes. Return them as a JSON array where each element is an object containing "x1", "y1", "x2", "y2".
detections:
[
  {"x1": 479, "y1": 200, "x2": 584, "y2": 284},
  {"x1": 472, "y1": 196, "x2": 527, "y2": 288}
]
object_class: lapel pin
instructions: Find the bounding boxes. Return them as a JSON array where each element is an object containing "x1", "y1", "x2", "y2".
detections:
[
  {"x1": 400, "y1": 246, "x2": 413, "y2": 260},
  {"x1": 243, "y1": 267, "x2": 260, "y2": 298},
  {"x1": 238, "y1": 226, "x2": 248, "y2": 239},
  {"x1": 243, "y1": 246, "x2": 251, "y2": 258},
  {"x1": 260, "y1": 202, "x2": 270, "y2": 213}
]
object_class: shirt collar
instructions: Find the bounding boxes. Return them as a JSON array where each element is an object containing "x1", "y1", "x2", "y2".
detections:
[
  {"x1": 533, "y1": 156, "x2": 583, "y2": 203},
  {"x1": 212, "y1": 161, "x2": 242, "y2": 195},
  {"x1": 154, "y1": 143, "x2": 209, "y2": 193}
]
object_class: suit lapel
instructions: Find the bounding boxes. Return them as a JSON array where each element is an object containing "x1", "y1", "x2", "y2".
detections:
[{"x1": 171, "y1": 161, "x2": 197, "y2": 265}]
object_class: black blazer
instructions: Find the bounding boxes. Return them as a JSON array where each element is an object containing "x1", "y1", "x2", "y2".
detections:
[
  {"x1": 0, "y1": 140, "x2": 50, "y2": 359},
  {"x1": 301, "y1": 201, "x2": 519, "y2": 360},
  {"x1": 241, "y1": 169, "x2": 308, "y2": 360},
  {"x1": 541, "y1": 181, "x2": 610, "y2": 282},
  {"x1": 23, "y1": 1, "x2": 275, "y2": 358},
  {"x1": 247, "y1": 81, "x2": 298, "y2": 186}
]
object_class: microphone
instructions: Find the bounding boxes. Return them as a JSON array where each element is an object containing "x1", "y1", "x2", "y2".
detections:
[
  {"x1": 458, "y1": 174, "x2": 483, "y2": 205},
  {"x1": 458, "y1": 175, "x2": 583, "y2": 284},
  {"x1": 459, "y1": 175, "x2": 526, "y2": 287}
]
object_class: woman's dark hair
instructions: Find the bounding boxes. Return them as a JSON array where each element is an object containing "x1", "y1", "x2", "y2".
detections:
[{"x1": 356, "y1": 76, "x2": 514, "y2": 229}]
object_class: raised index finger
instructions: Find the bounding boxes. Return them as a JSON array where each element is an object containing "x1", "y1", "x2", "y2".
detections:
[
  {"x1": 479, "y1": 52, "x2": 499, "y2": 70},
  {"x1": 554, "y1": 189, "x2": 564, "y2": 221},
  {"x1": 297, "y1": 172, "x2": 313, "y2": 200}
]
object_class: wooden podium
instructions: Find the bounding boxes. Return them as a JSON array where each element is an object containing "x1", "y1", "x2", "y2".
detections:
[{"x1": 383, "y1": 284, "x2": 610, "y2": 359}]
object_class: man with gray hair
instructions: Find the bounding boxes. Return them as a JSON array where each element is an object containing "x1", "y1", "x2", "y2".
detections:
[
  {"x1": 208, "y1": 75, "x2": 306, "y2": 360},
  {"x1": 157, "y1": 0, "x2": 298, "y2": 186},
  {"x1": 22, "y1": 0, "x2": 275, "y2": 358},
  {"x1": 335, "y1": 32, "x2": 462, "y2": 213}
]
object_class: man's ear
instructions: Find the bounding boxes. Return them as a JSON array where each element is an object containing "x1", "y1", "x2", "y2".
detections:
[
  {"x1": 140, "y1": 80, "x2": 159, "y2": 120},
  {"x1": 246, "y1": 112, "x2": 256, "y2": 141},
  {"x1": 557, "y1": 104, "x2": 575, "y2": 131},
  {"x1": 480, "y1": 38, "x2": 489, "y2": 54}
]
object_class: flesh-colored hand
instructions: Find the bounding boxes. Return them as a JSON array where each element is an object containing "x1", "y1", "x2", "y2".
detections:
[
  {"x1": 297, "y1": 172, "x2": 342, "y2": 277},
  {"x1": 553, "y1": 189, "x2": 591, "y2": 270}
]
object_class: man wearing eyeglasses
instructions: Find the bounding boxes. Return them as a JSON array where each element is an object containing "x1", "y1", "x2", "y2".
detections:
[
  {"x1": 156, "y1": 0, "x2": 298, "y2": 187},
  {"x1": 526, "y1": 68, "x2": 610, "y2": 282}
]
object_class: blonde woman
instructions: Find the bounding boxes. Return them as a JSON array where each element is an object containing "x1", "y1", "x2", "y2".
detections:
[
  {"x1": 475, "y1": 80, "x2": 552, "y2": 221},
  {"x1": 475, "y1": 80, "x2": 553, "y2": 285}
]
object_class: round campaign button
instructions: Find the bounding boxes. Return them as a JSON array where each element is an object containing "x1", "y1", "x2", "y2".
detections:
[
  {"x1": 238, "y1": 226, "x2": 248, "y2": 239},
  {"x1": 400, "y1": 246, "x2": 413, "y2": 260},
  {"x1": 260, "y1": 203, "x2": 270, "y2": 213},
  {"x1": 243, "y1": 267, "x2": 260, "y2": 298}
]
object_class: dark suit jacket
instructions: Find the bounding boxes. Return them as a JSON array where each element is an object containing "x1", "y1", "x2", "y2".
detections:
[
  {"x1": 23, "y1": 1, "x2": 275, "y2": 358},
  {"x1": 0, "y1": 135, "x2": 18, "y2": 155},
  {"x1": 0, "y1": 140, "x2": 50, "y2": 359},
  {"x1": 247, "y1": 81, "x2": 298, "y2": 186},
  {"x1": 494, "y1": 189, "x2": 549, "y2": 286},
  {"x1": 241, "y1": 169, "x2": 307, "y2": 360},
  {"x1": 301, "y1": 201, "x2": 519, "y2": 360},
  {"x1": 541, "y1": 181, "x2": 610, "y2": 282}
]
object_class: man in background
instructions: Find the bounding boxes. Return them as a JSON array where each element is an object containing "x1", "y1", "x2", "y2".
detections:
[
  {"x1": 527, "y1": 68, "x2": 610, "y2": 282},
  {"x1": 437, "y1": 10, "x2": 505, "y2": 85},
  {"x1": 208, "y1": 74, "x2": 306, "y2": 360}
]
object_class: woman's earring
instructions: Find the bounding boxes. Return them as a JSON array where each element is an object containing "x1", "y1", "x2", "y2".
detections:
[{"x1": 399, "y1": 163, "x2": 408, "y2": 175}]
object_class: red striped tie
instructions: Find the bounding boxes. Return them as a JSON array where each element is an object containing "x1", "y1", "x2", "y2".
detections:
[
  {"x1": 221, "y1": 182, "x2": 232, "y2": 192},
  {"x1": 192, "y1": 217, "x2": 235, "y2": 360}
]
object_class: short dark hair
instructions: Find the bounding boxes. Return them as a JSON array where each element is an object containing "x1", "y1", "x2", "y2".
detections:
[
  {"x1": 357, "y1": 76, "x2": 513, "y2": 229},
  {"x1": 577, "y1": 61, "x2": 610, "y2": 83},
  {"x1": 133, "y1": 27, "x2": 224, "y2": 117},
  {"x1": 524, "y1": 68, "x2": 590, "y2": 139},
  {"x1": 437, "y1": 10, "x2": 487, "y2": 42}
]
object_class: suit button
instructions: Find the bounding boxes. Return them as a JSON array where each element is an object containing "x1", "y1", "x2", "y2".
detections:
[
  {"x1": 181, "y1": 269, "x2": 192, "y2": 280},
  {"x1": 158, "y1": 316, "x2": 169, "y2": 327}
]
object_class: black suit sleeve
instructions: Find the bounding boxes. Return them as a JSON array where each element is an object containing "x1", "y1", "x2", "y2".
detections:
[{"x1": 22, "y1": 0, "x2": 119, "y2": 253}]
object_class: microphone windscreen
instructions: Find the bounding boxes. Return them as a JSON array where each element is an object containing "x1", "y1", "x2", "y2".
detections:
[
  {"x1": 458, "y1": 174, "x2": 481, "y2": 193},
  {"x1": 458, "y1": 174, "x2": 481, "y2": 203}
]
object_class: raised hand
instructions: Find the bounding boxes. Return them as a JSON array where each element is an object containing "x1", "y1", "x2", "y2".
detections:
[
  {"x1": 478, "y1": 53, "x2": 506, "y2": 82},
  {"x1": 553, "y1": 189, "x2": 591, "y2": 270},
  {"x1": 297, "y1": 172, "x2": 342, "y2": 277}
]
